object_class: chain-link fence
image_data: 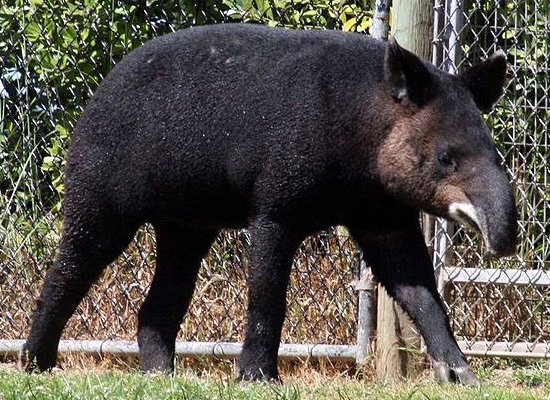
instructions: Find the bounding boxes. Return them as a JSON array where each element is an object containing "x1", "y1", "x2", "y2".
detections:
[
  {"x1": 432, "y1": 0, "x2": 550, "y2": 357},
  {"x1": 1, "y1": 0, "x2": 549, "y2": 363}
]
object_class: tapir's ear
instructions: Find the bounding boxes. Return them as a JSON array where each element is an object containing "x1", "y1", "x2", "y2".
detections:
[
  {"x1": 384, "y1": 37, "x2": 433, "y2": 106},
  {"x1": 460, "y1": 50, "x2": 507, "y2": 113}
]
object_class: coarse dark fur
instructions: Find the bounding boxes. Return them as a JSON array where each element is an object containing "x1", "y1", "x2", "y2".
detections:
[{"x1": 21, "y1": 24, "x2": 517, "y2": 384}]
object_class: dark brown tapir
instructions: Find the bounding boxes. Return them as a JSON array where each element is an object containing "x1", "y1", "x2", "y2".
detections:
[{"x1": 21, "y1": 24, "x2": 517, "y2": 385}]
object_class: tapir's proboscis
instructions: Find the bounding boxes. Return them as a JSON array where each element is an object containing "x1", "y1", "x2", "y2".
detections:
[{"x1": 21, "y1": 25, "x2": 517, "y2": 385}]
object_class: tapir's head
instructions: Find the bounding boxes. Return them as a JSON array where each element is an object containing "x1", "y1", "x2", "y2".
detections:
[{"x1": 377, "y1": 38, "x2": 517, "y2": 257}]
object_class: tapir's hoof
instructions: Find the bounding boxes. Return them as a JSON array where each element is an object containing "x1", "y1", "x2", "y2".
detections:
[
  {"x1": 433, "y1": 361, "x2": 480, "y2": 386},
  {"x1": 18, "y1": 351, "x2": 42, "y2": 373},
  {"x1": 139, "y1": 356, "x2": 175, "y2": 375},
  {"x1": 237, "y1": 368, "x2": 280, "y2": 383},
  {"x1": 18, "y1": 344, "x2": 56, "y2": 373},
  {"x1": 140, "y1": 365, "x2": 174, "y2": 376}
]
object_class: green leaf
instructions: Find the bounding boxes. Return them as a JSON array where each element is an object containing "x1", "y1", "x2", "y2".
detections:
[
  {"x1": 25, "y1": 21, "x2": 41, "y2": 42},
  {"x1": 343, "y1": 17, "x2": 356, "y2": 32},
  {"x1": 62, "y1": 26, "x2": 78, "y2": 44},
  {"x1": 55, "y1": 125, "x2": 69, "y2": 138}
]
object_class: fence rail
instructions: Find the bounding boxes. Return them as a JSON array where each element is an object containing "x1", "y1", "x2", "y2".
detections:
[
  {"x1": 441, "y1": 267, "x2": 550, "y2": 286},
  {"x1": 0, "y1": 340, "x2": 358, "y2": 361}
]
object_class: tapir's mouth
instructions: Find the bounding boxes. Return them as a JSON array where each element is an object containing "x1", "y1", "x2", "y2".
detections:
[
  {"x1": 448, "y1": 202, "x2": 494, "y2": 255},
  {"x1": 445, "y1": 174, "x2": 518, "y2": 258},
  {"x1": 449, "y1": 202, "x2": 483, "y2": 232}
]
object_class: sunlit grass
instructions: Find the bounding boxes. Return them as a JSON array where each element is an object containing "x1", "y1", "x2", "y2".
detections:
[{"x1": 1, "y1": 360, "x2": 549, "y2": 400}]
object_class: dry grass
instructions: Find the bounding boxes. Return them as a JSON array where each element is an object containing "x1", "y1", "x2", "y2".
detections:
[{"x1": 0, "y1": 351, "x2": 369, "y2": 384}]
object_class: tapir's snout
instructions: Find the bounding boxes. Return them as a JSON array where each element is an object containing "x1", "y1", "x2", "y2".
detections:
[{"x1": 449, "y1": 169, "x2": 518, "y2": 258}]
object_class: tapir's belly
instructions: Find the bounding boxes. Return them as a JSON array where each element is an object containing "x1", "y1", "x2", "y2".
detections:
[{"x1": 122, "y1": 160, "x2": 254, "y2": 229}]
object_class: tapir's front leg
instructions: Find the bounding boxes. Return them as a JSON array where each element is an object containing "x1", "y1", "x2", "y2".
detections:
[
  {"x1": 352, "y1": 221, "x2": 479, "y2": 385},
  {"x1": 239, "y1": 220, "x2": 302, "y2": 381}
]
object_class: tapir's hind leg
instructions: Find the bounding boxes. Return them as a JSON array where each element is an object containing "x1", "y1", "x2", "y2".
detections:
[
  {"x1": 20, "y1": 209, "x2": 138, "y2": 372},
  {"x1": 352, "y1": 222, "x2": 479, "y2": 386},
  {"x1": 138, "y1": 224, "x2": 216, "y2": 373}
]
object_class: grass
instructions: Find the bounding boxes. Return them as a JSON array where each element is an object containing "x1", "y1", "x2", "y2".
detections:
[{"x1": 1, "y1": 359, "x2": 549, "y2": 400}]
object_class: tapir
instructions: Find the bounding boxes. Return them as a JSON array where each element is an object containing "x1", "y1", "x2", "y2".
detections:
[{"x1": 20, "y1": 24, "x2": 517, "y2": 385}]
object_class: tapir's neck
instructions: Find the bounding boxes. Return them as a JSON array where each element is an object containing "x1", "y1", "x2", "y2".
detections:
[{"x1": 326, "y1": 80, "x2": 399, "y2": 186}]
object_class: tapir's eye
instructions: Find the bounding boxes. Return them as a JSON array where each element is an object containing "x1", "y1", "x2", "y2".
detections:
[{"x1": 438, "y1": 152, "x2": 457, "y2": 171}]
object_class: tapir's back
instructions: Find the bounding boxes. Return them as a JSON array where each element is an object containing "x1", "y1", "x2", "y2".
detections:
[{"x1": 66, "y1": 24, "x2": 387, "y2": 226}]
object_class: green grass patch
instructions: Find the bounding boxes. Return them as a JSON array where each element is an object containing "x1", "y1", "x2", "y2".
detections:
[{"x1": 1, "y1": 363, "x2": 549, "y2": 400}]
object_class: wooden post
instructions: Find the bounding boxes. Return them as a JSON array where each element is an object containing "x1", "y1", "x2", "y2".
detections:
[
  {"x1": 376, "y1": 286, "x2": 401, "y2": 380},
  {"x1": 391, "y1": 0, "x2": 434, "y2": 61},
  {"x1": 375, "y1": 0, "x2": 434, "y2": 382}
]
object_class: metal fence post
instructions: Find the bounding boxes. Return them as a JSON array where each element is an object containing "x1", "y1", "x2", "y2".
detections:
[
  {"x1": 432, "y1": 0, "x2": 462, "y2": 296},
  {"x1": 353, "y1": 0, "x2": 392, "y2": 366},
  {"x1": 370, "y1": 0, "x2": 391, "y2": 40},
  {"x1": 355, "y1": 259, "x2": 376, "y2": 363}
]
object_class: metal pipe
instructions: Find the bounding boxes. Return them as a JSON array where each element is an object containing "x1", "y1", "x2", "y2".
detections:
[
  {"x1": 433, "y1": 0, "x2": 463, "y2": 287},
  {"x1": 432, "y1": 0, "x2": 442, "y2": 66},
  {"x1": 4, "y1": 339, "x2": 548, "y2": 361},
  {"x1": 0, "y1": 340, "x2": 357, "y2": 361},
  {"x1": 461, "y1": 350, "x2": 550, "y2": 359},
  {"x1": 355, "y1": 260, "x2": 376, "y2": 363},
  {"x1": 371, "y1": 0, "x2": 391, "y2": 41},
  {"x1": 458, "y1": 341, "x2": 550, "y2": 359},
  {"x1": 351, "y1": 0, "x2": 392, "y2": 366}
]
